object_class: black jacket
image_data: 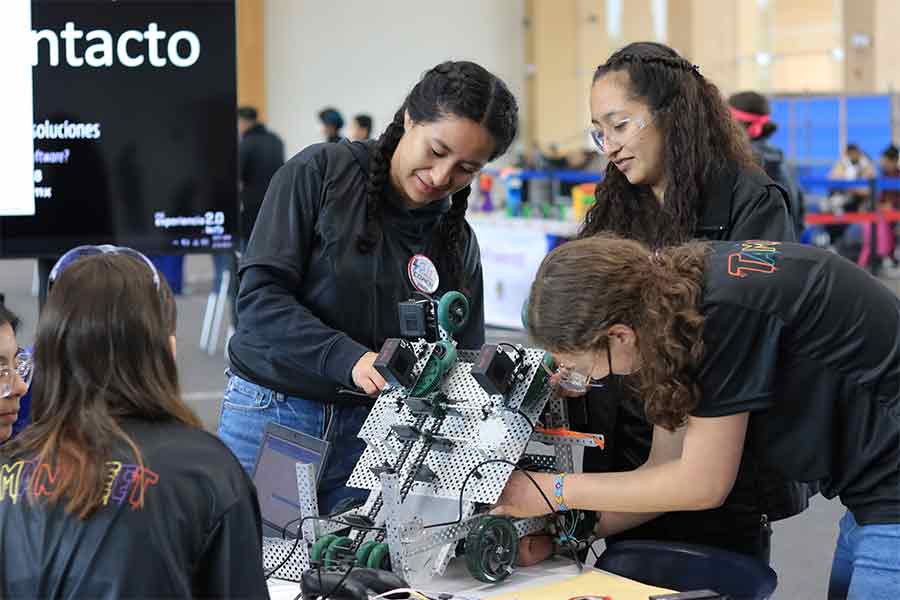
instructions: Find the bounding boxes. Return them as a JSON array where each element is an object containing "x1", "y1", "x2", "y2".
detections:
[
  {"x1": 0, "y1": 420, "x2": 268, "y2": 599},
  {"x1": 582, "y1": 164, "x2": 811, "y2": 556},
  {"x1": 239, "y1": 123, "x2": 285, "y2": 240},
  {"x1": 228, "y1": 140, "x2": 485, "y2": 402},
  {"x1": 751, "y1": 138, "x2": 805, "y2": 239}
]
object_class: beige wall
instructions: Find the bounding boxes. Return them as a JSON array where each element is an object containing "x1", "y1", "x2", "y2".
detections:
[
  {"x1": 264, "y1": 0, "x2": 527, "y2": 158},
  {"x1": 875, "y1": 0, "x2": 900, "y2": 91},
  {"x1": 529, "y1": 0, "x2": 582, "y2": 153},
  {"x1": 769, "y1": 0, "x2": 842, "y2": 93},
  {"x1": 688, "y1": 0, "x2": 739, "y2": 93},
  {"x1": 237, "y1": 0, "x2": 266, "y2": 121},
  {"x1": 843, "y1": 0, "x2": 875, "y2": 93}
]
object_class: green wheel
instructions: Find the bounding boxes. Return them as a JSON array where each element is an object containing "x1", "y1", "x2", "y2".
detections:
[
  {"x1": 410, "y1": 340, "x2": 457, "y2": 397},
  {"x1": 437, "y1": 291, "x2": 469, "y2": 335},
  {"x1": 366, "y1": 542, "x2": 391, "y2": 570},
  {"x1": 465, "y1": 516, "x2": 518, "y2": 583},
  {"x1": 310, "y1": 534, "x2": 337, "y2": 564},
  {"x1": 520, "y1": 297, "x2": 530, "y2": 330},
  {"x1": 324, "y1": 535, "x2": 354, "y2": 567},
  {"x1": 542, "y1": 352, "x2": 555, "y2": 372},
  {"x1": 355, "y1": 540, "x2": 379, "y2": 567}
]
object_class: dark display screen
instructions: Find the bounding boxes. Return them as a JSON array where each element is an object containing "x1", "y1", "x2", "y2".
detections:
[{"x1": 1, "y1": 0, "x2": 237, "y2": 257}]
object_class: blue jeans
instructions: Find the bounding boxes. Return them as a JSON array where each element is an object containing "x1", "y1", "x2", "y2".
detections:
[
  {"x1": 217, "y1": 372, "x2": 370, "y2": 515},
  {"x1": 828, "y1": 510, "x2": 900, "y2": 599}
]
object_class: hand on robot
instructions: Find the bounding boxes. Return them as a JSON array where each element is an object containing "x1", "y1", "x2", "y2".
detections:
[
  {"x1": 490, "y1": 471, "x2": 557, "y2": 518},
  {"x1": 352, "y1": 351, "x2": 388, "y2": 395}
]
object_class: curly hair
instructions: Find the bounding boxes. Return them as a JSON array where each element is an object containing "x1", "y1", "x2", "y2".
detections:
[
  {"x1": 356, "y1": 61, "x2": 518, "y2": 293},
  {"x1": 580, "y1": 42, "x2": 754, "y2": 247},
  {"x1": 526, "y1": 235, "x2": 708, "y2": 430}
]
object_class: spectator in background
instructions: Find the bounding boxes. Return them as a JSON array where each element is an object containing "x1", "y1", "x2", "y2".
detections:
[
  {"x1": 349, "y1": 114, "x2": 373, "y2": 141},
  {"x1": 238, "y1": 106, "x2": 286, "y2": 246},
  {"x1": 827, "y1": 144, "x2": 877, "y2": 258},
  {"x1": 878, "y1": 144, "x2": 900, "y2": 207},
  {"x1": 728, "y1": 91, "x2": 805, "y2": 238},
  {"x1": 318, "y1": 107, "x2": 345, "y2": 143},
  {"x1": 209, "y1": 106, "x2": 286, "y2": 330},
  {"x1": 832, "y1": 143, "x2": 877, "y2": 182},
  {"x1": 873, "y1": 145, "x2": 900, "y2": 275}
]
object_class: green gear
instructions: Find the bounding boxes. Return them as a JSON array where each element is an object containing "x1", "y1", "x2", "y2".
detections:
[
  {"x1": 355, "y1": 540, "x2": 379, "y2": 567},
  {"x1": 310, "y1": 534, "x2": 338, "y2": 564},
  {"x1": 324, "y1": 535, "x2": 353, "y2": 567},
  {"x1": 410, "y1": 340, "x2": 457, "y2": 396},
  {"x1": 366, "y1": 542, "x2": 391, "y2": 570}
]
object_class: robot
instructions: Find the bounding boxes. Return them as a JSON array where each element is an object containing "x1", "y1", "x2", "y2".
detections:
[{"x1": 264, "y1": 256, "x2": 604, "y2": 594}]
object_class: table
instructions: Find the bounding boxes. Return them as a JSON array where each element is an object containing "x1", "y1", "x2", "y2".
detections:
[{"x1": 268, "y1": 556, "x2": 674, "y2": 599}]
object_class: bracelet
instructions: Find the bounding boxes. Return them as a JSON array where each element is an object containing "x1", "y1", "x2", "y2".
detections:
[{"x1": 553, "y1": 472, "x2": 568, "y2": 512}]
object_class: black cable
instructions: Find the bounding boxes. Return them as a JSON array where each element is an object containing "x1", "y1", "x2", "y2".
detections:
[
  {"x1": 422, "y1": 459, "x2": 557, "y2": 530},
  {"x1": 320, "y1": 561, "x2": 356, "y2": 600},
  {"x1": 496, "y1": 342, "x2": 524, "y2": 364},
  {"x1": 264, "y1": 515, "x2": 385, "y2": 580},
  {"x1": 514, "y1": 408, "x2": 535, "y2": 432},
  {"x1": 420, "y1": 458, "x2": 586, "y2": 574}
]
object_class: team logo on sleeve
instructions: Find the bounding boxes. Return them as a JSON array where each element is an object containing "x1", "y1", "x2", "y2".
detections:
[{"x1": 728, "y1": 240, "x2": 782, "y2": 278}]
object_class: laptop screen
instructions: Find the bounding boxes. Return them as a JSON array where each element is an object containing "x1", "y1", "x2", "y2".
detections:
[{"x1": 253, "y1": 429, "x2": 325, "y2": 537}]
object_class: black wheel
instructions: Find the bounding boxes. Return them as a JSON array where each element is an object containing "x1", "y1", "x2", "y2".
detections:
[{"x1": 465, "y1": 516, "x2": 519, "y2": 583}]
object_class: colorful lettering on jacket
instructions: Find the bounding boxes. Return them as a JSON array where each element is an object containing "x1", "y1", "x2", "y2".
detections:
[
  {"x1": 728, "y1": 240, "x2": 782, "y2": 278},
  {"x1": 0, "y1": 460, "x2": 159, "y2": 509}
]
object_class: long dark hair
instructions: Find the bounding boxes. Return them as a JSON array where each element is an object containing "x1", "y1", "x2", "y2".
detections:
[
  {"x1": 580, "y1": 42, "x2": 753, "y2": 247},
  {"x1": 357, "y1": 60, "x2": 518, "y2": 291},
  {"x1": 527, "y1": 235, "x2": 708, "y2": 430},
  {"x1": 2, "y1": 254, "x2": 201, "y2": 519}
]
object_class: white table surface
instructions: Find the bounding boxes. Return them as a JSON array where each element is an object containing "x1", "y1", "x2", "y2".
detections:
[{"x1": 267, "y1": 555, "x2": 586, "y2": 600}]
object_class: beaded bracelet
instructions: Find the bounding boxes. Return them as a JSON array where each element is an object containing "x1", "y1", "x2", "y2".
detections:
[{"x1": 553, "y1": 472, "x2": 568, "y2": 512}]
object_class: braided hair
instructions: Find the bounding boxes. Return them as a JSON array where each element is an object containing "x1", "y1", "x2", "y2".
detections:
[
  {"x1": 356, "y1": 61, "x2": 518, "y2": 292},
  {"x1": 580, "y1": 42, "x2": 753, "y2": 247}
]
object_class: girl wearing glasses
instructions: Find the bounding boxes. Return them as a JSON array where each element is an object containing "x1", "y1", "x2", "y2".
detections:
[
  {"x1": 0, "y1": 250, "x2": 267, "y2": 599},
  {"x1": 0, "y1": 305, "x2": 28, "y2": 444},
  {"x1": 577, "y1": 42, "x2": 803, "y2": 563},
  {"x1": 496, "y1": 235, "x2": 900, "y2": 599},
  {"x1": 220, "y1": 61, "x2": 518, "y2": 513}
]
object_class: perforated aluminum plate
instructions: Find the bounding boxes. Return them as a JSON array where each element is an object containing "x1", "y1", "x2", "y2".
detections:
[
  {"x1": 263, "y1": 537, "x2": 307, "y2": 582},
  {"x1": 347, "y1": 346, "x2": 551, "y2": 506}
]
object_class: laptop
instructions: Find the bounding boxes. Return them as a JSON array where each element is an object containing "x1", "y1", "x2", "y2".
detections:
[{"x1": 252, "y1": 421, "x2": 331, "y2": 538}]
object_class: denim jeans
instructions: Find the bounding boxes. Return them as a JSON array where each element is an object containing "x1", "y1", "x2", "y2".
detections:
[
  {"x1": 217, "y1": 372, "x2": 370, "y2": 515},
  {"x1": 828, "y1": 510, "x2": 900, "y2": 599}
]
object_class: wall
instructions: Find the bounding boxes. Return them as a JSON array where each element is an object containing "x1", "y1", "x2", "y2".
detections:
[
  {"x1": 237, "y1": 0, "x2": 266, "y2": 120},
  {"x1": 875, "y1": 0, "x2": 900, "y2": 91},
  {"x1": 264, "y1": 0, "x2": 527, "y2": 159}
]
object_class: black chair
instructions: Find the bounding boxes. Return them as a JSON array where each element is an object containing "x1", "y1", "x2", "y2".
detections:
[{"x1": 595, "y1": 540, "x2": 777, "y2": 600}]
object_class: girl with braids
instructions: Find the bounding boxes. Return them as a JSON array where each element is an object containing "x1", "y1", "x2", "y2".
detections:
[
  {"x1": 220, "y1": 61, "x2": 518, "y2": 513},
  {"x1": 577, "y1": 41, "x2": 806, "y2": 562},
  {"x1": 495, "y1": 235, "x2": 900, "y2": 599}
]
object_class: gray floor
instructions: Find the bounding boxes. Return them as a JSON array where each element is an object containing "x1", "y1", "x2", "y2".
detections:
[{"x1": 2, "y1": 255, "x2": 850, "y2": 598}]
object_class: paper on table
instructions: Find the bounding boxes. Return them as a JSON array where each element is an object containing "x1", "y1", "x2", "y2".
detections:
[{"x1": 484, "y1": 570, "x2": 675, "y2": 600}]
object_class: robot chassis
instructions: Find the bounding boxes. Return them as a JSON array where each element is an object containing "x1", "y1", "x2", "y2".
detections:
[{"x1": 263, "y1": 290, "x2": 604, "y2": 587}]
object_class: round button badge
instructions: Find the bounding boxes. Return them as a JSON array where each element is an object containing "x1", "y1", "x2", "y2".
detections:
[{"x1": 408, "y1": 254, "x2": 440, "y2": 294}]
